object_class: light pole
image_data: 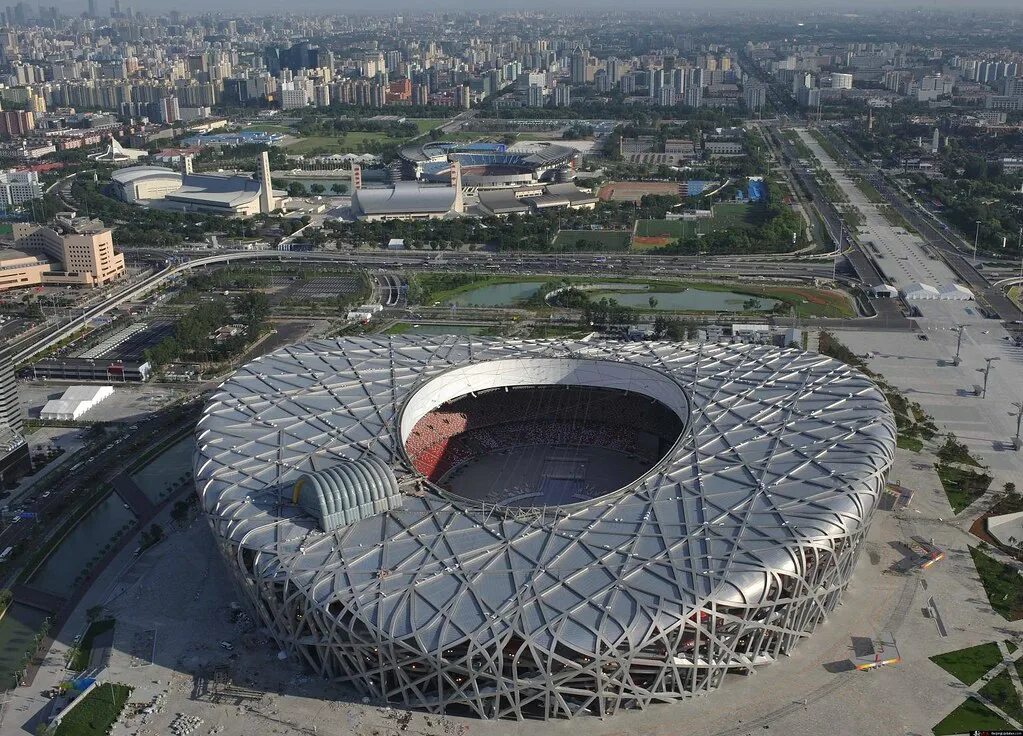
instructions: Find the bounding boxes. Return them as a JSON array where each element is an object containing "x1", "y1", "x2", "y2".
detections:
[
  {"x1": 973, "y1": 220, "x2": 982, "y2": 266},
  {"x1": 981, "y1": 356, "x2": 999, "y2": 399},
  {"x1": 953, "y1": 325, "x2": 965, "y2": 366},
  {"x1": 833, "y1": 221, "x2": 843, "y2": 283},
  {"x1": 1017, "y1": 226, "x2": 1022, "y2": 282},
  {"x1": 1013, "y1": 401, "x2": 1023, "y2": 451}
]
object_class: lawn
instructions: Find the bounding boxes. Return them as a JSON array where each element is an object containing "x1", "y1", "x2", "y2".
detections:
[
  {"x1": 241, "y1": 124, "x2": 293, "y2": 134},
  {"x1": 936, "y1": 464, "x2": 992, "y2": 513},
  {"x1": 878, "y1": 204, "x2": 917, "y2": 232},
  {"x1": 932, "y1": 697, "x2": 1014, "y2": 736},
  {"x1": 930, "y1": 642, "x2": 1004, "y2": 685},
  {"x1": 808, "y1": 128, "x2": 843, "y2": 162},
  {"x1": 285, "y1": 132, "x2": 393, "y2": 155},
  {"x1": 711, "y1": 202, "x2": 769, "y2": 228},
  {"x1": 69, "y1": 619, "x2": 115, "y2": 672},
  {"x1": 781, "y1": 130, "x2": 813, "y2": 160},
  {"x1": 937, "y1": 435, "x2": 982, "y2": 467},
  {"x1": 896, "y1": 434, "x2": 923, "y2": 452},
  {"x1": 969, "y1": 546, "x2": 1023, "y2": 620},
  {"x1": 552, "y1": 229, "x2": 631, "y2": 251},
  {"x1": 410, "y1": 118, "x2": 450, "y2": 134},
  {"x1": 54, "y1": 683, "x2": 132, "y2": 736},
  {"x1": 634, "y1": 204, "x2": 767, "y2": 242},
  {"x1": 854, "y1": 177, "x2": 885, "y2": 204},
  {"x1": 979, "y1": 670, "x2": 1023, "y2": 722}
]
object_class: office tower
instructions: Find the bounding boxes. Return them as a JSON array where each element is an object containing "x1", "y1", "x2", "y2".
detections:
[
  {"x1": 684, "y1": 68, "x2": 704, "y2": 107},
  {"x1": 570, "y1": 47, "x2": 588, "y2": 85},
  {"x1": 527, "y1": 83, "x2": 545, "y2": 107},
  {"x1": 649, "y1": 68, "x2": 664, "y2": 98},
  {"x1": 0, "y1": 348, "x2": 28, "y2": 487},
  {"x1": 0, "y1": 350, "x2": 23, "y2": 437},
  {"x1": 743, "y1": 81, "x2": 767, "y2": 111}
]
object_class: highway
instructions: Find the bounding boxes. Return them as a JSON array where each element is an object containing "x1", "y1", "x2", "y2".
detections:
[
  {"x1": 816, "y1": 125, "x2": 1023, "y2": 322},
  {"x1": 8, "y1": 247, "x2": 837, "y2": 364},
  {"x1": 767, "y1": 124, "x2": 910, "y2": 328}
]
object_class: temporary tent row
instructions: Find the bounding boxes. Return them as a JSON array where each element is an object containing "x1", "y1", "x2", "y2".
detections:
[
  {"x1": 40, "y1": 385, "x2": 114, "y2": 421},
  {"x1": 901, "y1": 282, "x2": 974, "y2": 301}
]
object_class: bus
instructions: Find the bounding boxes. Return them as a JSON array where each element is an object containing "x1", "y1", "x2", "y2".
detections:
[{"x1": 0, "y1": 546, "x2": 13, "y2": 562}]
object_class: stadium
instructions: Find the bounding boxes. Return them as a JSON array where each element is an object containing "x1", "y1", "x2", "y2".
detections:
[
  {"x1": 195, "y1": 336, "x2": 896, "y2": 721},
  {"x1": 397, "y1": 140, "x2": 577, "y2": 189}
]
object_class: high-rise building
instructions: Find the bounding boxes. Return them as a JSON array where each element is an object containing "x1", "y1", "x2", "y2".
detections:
[
  {"x1": 606, "y1": 57, "x2": 623, "y2": 85},
  {"x1": 527, "y1": 83, "x2": 545, "y2": 107},
  {"x1": 0, "y1": 350, "x2": 23, "y2": 437},
  {"x1": 684, "y1": 68, "x2": 704, "y2": 107},
  {"x1": 649, "y1": 68, "x2": 664, "y2": 98},
  {"x1": 0, "y1": 348, "x2": 29, "y2": 488},
  {"x1": 570, "y1": 47, "x2": 589, "y2": 85},
  {"x1": 743, "y1": 81, "x2": 767, "y2": 111},
  {"x1": 553, "y1": 84, "x2": 572, "y2": 107},
  {"x1": 0, "y1": 169, "x2": 42, "y2": 207},
  {"x1": 0, "y1": 110, "x2": 34, "y2": 139}
]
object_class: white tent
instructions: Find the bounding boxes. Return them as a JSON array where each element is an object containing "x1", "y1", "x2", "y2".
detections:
[
  {"x1": 901, "y1": 282, "x2": 940, "y2": 300},
  {"x1": 870, "y1": 284, "x2": 899, "y2": 298},
  {"x1": 40, "y1": 385, "x2": 114, "y2": 420},
  {"x1": 937, "y1": 282, "x2": 974, "y2": 301}
]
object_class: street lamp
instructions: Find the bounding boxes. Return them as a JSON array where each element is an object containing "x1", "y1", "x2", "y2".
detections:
[
  {"x1": 953, "y1": 325, "x2": 965, "y2": 366},
  {"x1": 1017, "y1": 226, "x2": 1023, "y2": 282},
  {"x1": 973, "y1": 220, "x2": 982, "y2": 266},
  {"x1": 981, "y1": 356, "x2": 1000, "y2": 399},
  {"x1": 1013, "y1": 401, "x2": 1023, "y2": 451}
]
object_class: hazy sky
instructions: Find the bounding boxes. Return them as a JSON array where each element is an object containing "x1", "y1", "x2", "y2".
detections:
[{"x1": 80, "y1": 0, "x2": 1023, "y2": 15}]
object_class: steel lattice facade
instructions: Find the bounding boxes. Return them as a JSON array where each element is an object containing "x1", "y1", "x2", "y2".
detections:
[{"x1": 194, "y1": 336, "x2": 896, "y2": 720}]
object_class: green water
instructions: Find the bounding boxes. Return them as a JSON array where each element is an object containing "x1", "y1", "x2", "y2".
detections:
[
  {"x1": 0, "y1": 603, "x2": 47, "y2": 687},
  {"x1": 30, "y1": 495, "x2": 136, "y2": 596},
  {"x1": 131, "y1": 438, "x2": 193, "y2": 505},
  {"x1": 449, "y1": 281, "x2": 545, "y2": 307}
]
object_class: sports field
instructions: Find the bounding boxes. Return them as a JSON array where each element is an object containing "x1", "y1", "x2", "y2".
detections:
[
  {"x1": 551, "y1": 229, "x2": 631, "y2": 251},
  {"x1": 597, "y1": 180, "x2": 681, "y2": 203},
  {"x1": 632, "y1": 203, "x2": 768, "y2": 247}
]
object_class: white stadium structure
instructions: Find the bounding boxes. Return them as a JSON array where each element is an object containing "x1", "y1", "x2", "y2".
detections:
[
  {"x1": 110, "y1": 152, "x2": 284, "y2": 216},
  {"x1": 195, "y1": 336, "x2": 896, "y2": 721}
]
